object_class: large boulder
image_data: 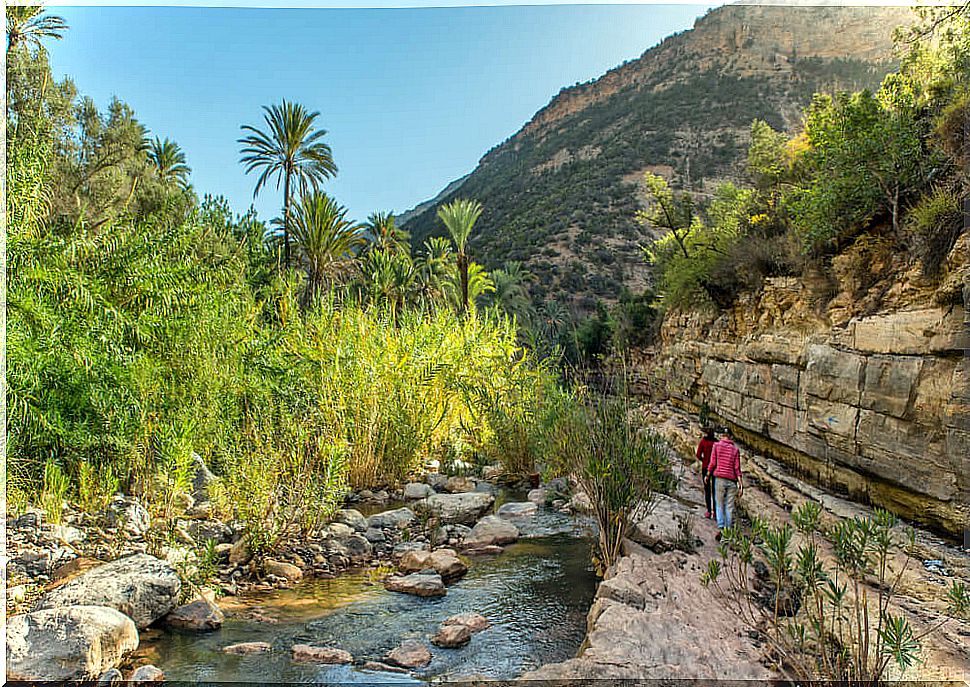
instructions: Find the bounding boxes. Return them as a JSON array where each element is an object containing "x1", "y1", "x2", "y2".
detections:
[
  {"x1": 384, "y1": 571, "x2": 446, "y2": 597},
  {"x1": 164, "y1": 599, "x2": 224, "y2": 632},
  {"x1": 184, "y1": 519, "x2": 232, "y2": 545},
  {"x1": 403, "y1": 482, "x2": 434, "y2": 500},
  {"x1": 130, "y1": 665, "x2": 165, "y2": 682},
  {"x1": 6, "y1": 606, "x2": 139, "y2": 681},
  {"x1": 461, "y1": 515, "x2": 519, "y2": 549},
  {"x1": 34, "y1": 553, "x2": 181, "y2": 629},
  {"x1": 415, "y1": 493, "x2": 494, "y2": 524},
  {"x1": 367, "y1": 507, "x2": 416, "y2": 530}
]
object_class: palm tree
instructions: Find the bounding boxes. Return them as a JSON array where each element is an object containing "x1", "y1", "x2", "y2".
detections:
[
  {"x1": 7, "y1": 5, "x2": 68, "y2": 54},
  {"x1": 364, "y1": 211, "x2": 410, "y2": 255},
  {"x1": 147, "y1": 137, "x2": 191, "y2": 188},
  {"x1": 491, "y1": 261, "x2": 531, "y2": 318},
  {"x1": 239, "y1": 100, "x2": 337, "y2": 269},
  {"x1": 415, "y1": 237, "x2": 452, "y2": 309},
  {"x1": 289, "y1": 192, "x2": 364, "y2": 302},
  {"x1": 436, "y1": 198, "x2": 482, "y2": 315}
]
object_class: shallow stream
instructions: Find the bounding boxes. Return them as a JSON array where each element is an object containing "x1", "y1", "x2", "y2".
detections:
[{"x1": 144, "y1": 495, "x2": 598, "y2": 682}]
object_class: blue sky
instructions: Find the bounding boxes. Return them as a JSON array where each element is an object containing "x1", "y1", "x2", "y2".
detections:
[{"x1": 46, "y1": 4, "x2": 715, "y2": 223}]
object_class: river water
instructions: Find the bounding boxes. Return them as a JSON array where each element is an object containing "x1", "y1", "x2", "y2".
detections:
[{"x1": 145, "y1": 496, "x2": 598, "y2": 683}]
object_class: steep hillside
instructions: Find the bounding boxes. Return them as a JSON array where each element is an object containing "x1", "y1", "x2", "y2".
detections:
[{"x1": 402, "y1": 4, "x2": 914, "y2": 310}]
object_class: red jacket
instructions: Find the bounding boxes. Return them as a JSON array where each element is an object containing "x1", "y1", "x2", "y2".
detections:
[
  {"x1": 696, "y1": 438, "x2": 716, "y2": 471},
  {"x1": 709, "y1": 438, "x2": 741, "y2": 481}
]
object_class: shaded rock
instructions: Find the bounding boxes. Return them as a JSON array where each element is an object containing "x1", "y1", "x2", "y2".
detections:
[
  {"x1": 130, "y1": 664, "x2": 164, "y2": 682},
  {"x1": 384, "y1": 572, "x2": 446, "y2": 597},
  {"x1": 432, "y1": 623, "x2": 473, "y2": 647},
  {"x1": 264, "y1": 558, "x2": 303, "y2": 582},
  {"x1": 344, "y1": 534, "x2": 373, "y2": 560},
  {"x1": 567, "y1": 492, "x2": 593, "y2": 514},
  {"x1": 385, "y1": 639, "x2": 432, "y2": 668},
  {"x1": 415, "y1": 492, "x2": 494, "y2": 524},
  {"x1": 6, "y1": 606, "x2": 139, "y2": 681},
  {"x1": 367, "y1": 507, "x2": 416, "y2": 530},
  {"x1": 11, "y1": 509, "x2": 43, "y2": 530},
  {"x1": 424, "y1": 473, "x2": 448, "y2": 491},
  {"x1": 629, "y1": 494, "x2": 696, "y2": 552},
  {"x1": 51, "y1": 556, "x2": 101, "y2": 582},
  {"x1": 363, "y1": 527, "x2": 385, "y2": 543},
  {"x1": 497, "y1": 501, "x2": 537, "y2": 518},
  {"x1": 185, "y1": 519, "x2": 232, "y2": 545},
  {"x1": 527, "y1": 488, "x2": 546, "y2": 504},
  {"x1": 443, "y1": 612, "x2": 490, "y2": 633},
  {"x1": 102, "y1": 496, "x2": 151, "y2": 536},
  {"x1": 229, "y1": 537, "x2": 252, "y2": 566},
  {"x1": 164, "y1": 598, "x2": 224, "y2": 631},
  {"x1": 334, "y1": 509, "x2": 368, "y2": 532},
  {"x1": 404, "y1": 482, "x2": 434, "y2": 500},
  {"x1": 444, "y1": 476, "x2": 476, "y2": 493},
  {"x1": 98, "y1": 668, "x2": 124, "y2": 685},
  {"x1": 222, "y1": 641, "x2": 271, "y2": 655},
  {"x1": 462, "y1": 515, "x2": 519, "y2": 548},
  {"x1": 291, "y1": 644, "x2": 353, "y2": 664},
  {"x1": 34, "y1": 553, "x2": 180, "y2": 629}
]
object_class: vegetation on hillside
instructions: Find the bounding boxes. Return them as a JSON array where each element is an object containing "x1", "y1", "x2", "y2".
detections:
[{"x1": 642, "y1": 8, "x2": 969, "y2": 313}]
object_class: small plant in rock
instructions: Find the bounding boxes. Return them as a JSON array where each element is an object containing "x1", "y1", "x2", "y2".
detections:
[
  {"x1": 702, "y1": 501, "x2": 970, "y2": 683},
  {"x1": 673, "y1": 512, "x2": 698, "y2": 553}
]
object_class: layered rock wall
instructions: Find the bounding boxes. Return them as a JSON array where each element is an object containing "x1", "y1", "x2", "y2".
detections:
[{"x1": 643, "y1": 277, "x2": 969, "y2": 539}]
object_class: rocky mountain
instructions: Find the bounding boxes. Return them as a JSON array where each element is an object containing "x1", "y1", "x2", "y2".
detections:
[{"x1": 402, "y1": 4, "x2": 914, "y2": 310}]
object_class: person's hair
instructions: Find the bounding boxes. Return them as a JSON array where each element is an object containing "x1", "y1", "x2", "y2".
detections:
[
  {"x1": 720, "y1": 426, "x2": 733, "y2": 438},
  {"x1": 704, "y1": 427, "x2": 715, "y2": 440}
]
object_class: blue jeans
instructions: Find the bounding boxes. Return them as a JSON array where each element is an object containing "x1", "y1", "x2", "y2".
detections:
[{"x1": 715, "y1": 477, "x2": 738, "y2": 530}]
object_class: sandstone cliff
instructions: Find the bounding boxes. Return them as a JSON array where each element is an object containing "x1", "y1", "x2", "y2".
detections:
[{"x1": 636, "y1": 235, "x2": 969, "y2": 539}]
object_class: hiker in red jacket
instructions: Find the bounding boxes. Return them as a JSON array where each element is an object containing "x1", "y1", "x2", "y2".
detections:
[
  {"x1": 695, "y1": 427, "x2": 717, "y2": 518},
  {"x1": 708, "y1": 426, "x2": 743, "y2": 532}
]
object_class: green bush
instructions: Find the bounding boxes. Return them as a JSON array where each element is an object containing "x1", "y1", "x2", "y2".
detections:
[
  {"x1": 905, "y1": 185, "x2": 965, "y2": 276},
  {"x1": 548, "y1": 389, "x2": 674, "y2": 574}
]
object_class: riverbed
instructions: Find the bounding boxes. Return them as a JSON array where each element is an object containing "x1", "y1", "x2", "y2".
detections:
[{"x1": 143, "y1": 498, "x2": 598, "y2": 682}]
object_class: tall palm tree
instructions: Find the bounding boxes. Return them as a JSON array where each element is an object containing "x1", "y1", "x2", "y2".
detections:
[
  {"x1": 147, "y1": 137, "x2": 191, "y2": 188},
  {"x1": 6, "y1": 5, "x2": 68, "y2": 54},
  {"x1": 289, "y1": 192, "x2": 364, "y2": 302},
  {"x1": 364, "y1": 211, "x2": 410, "y2": 255},
  {"x1": 239, "y1": 100, "x2": 337, "y2": 269},
  {"x1": 436, "y1": 198, "x2": 482, "y2": 316}
]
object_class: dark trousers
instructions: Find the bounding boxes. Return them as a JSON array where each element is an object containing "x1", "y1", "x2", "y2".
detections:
[{"x1": 703, "y1": 470, "x2": 716, "y2": 513}]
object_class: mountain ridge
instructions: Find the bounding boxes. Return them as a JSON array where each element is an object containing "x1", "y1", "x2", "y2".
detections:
[{"x1": 402, "y1": 4, "x2": 915, "y2": 309}]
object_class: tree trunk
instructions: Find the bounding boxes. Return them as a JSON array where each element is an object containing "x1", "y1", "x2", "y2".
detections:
[
  {"x1": 283, "y1": 169, "x2": 292, "y2": 270},
  {"x1": 458, "y1": 252, "x2": 469, "y2": 316}
]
